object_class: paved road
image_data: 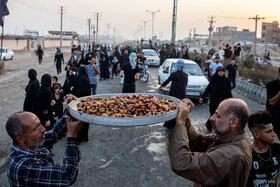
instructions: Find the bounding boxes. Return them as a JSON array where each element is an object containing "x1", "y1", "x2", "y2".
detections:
[{"x1": 0, "y1": 49, "x2": 266, "y2": 186}]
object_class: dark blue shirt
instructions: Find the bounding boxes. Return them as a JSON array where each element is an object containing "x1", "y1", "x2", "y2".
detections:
[{"x1": 7, "y1": 116, "x2": 81, "y2": 186}]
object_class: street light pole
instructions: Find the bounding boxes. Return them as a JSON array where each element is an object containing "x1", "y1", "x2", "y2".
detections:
[
  {"x1": 141, "y1": 20, "x2": 150, "y2": 40},
  {"x1": 171, "y1": 0, "x2": 178, "y2": 44},
  {"x1": 146, "y1": 9, "x2": 160, "y2": 40}
]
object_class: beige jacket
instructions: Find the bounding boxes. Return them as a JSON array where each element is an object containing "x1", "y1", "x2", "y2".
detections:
[{"x1": 168, "y1": 118, "x2": 252, "y2": 187}]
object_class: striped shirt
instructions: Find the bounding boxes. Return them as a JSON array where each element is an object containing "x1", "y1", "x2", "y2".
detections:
[{"x1": 7, "y1": 116, "x2": 81, "y2": 187}]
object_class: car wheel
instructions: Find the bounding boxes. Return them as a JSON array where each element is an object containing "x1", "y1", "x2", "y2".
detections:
[{"x1": 10, "y1": 55, "x2": 13, "y2": 60}]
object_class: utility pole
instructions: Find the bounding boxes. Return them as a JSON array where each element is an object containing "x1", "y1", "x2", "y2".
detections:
[
  {"x1": 146, "y1": 9, "x2": 160, "y2": 40},
  {"x1": 94, "y1": 12, "x2": 102, "y2": 43},
  {"x1": 171, "y1": 0, "x2": 178, "y2": 44},
  {"x1": 138, "y1": 25, "x2": 143, "y2": 39},
  {"x1": 92, "y1": 25, "x2": 96, "y2": 43},
  {"x1": 60, "y1": 6, "x2": 63, "y2": 48},
  {"x1": 141, "y1": 20, "x2": 150, "y2": 40},
  {"x1": 249, "y1": 15, "x2": 265, "y2": 55},
  {"x1": 106, "y1": 23, "x2": 111, "y2": 39},
  {"x1": 113, "y1": 27, "x2": 116, "y2": 42},
  {"x1": 208, "y1": 16, "x2": 215, "y2": 50},
  {"x1": 88, "y1": 19, "x2": 91, "y2": 45},
  {"x1": 193, "y1": 28, "x2": 196, "y2": 46}
]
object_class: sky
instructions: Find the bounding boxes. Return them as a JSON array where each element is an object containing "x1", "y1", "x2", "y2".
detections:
[{"x1": 4, "y1": 0, "x2": 280, "y2": 41}]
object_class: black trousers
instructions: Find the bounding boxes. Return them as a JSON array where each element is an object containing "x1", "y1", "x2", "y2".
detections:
[
  {"x1": 111, "y1": 64, "x2": 118, "y2": 78},
  {"x1": 56, "y1": 62, "x2": 62, "y2": 75},
  {"x1": 38, "y1": 55, "x2": 43, "y2": 64},
  {"x1": 122, "y1": 83, "x2": 135, "y2": 93}
]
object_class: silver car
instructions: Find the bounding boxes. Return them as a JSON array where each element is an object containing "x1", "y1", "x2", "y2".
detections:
[
  {"x1": 142, "y1": 49, "x2": 160, "y2": 66},
  {"x1": 158, "y1": 58, "x2": 209, "y2": 99}
]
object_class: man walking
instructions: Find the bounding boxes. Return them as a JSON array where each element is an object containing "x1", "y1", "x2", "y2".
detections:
[
  {"x1": 226, "y1": 57, "x2": 239, "y2": 89},
  {"x1": 209, "y1": 56, "x2": 223, "y2": 77},
  {"x1": 36, "y1": 45, "x2": 44, "y2": 64},
  {"x1": 54, "y1": 47, "x2": 64, "y2": 77}
]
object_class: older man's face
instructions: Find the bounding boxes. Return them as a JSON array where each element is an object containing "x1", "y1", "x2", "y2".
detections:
[
  {"x1": 20, "y1": 113, "x2": 46, "y2": 148},
  {"x1": 210, "y1": 103, "x2": 232, "y2": 136}
]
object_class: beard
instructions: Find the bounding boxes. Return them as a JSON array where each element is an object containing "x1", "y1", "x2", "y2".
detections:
[
  {"x1": 212, "y1": 121, "x2": 231, "y2": 136},
  {"x1": 26, "y1": 133, "x2": 45, "y2": 147}
]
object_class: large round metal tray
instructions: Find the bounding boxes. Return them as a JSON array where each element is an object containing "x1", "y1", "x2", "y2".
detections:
[{"x1": 68, "y1": 93, "x2": 181, "y2": 127}]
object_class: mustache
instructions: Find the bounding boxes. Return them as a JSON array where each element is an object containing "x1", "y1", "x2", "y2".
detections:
[{"x1": 39, "y1": 133, "x2": 45, "y2": 139}]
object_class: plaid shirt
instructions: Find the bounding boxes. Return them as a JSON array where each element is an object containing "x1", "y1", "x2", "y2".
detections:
[{"x1": 7, "y1": 116, "x2": 81, "y2": 187}]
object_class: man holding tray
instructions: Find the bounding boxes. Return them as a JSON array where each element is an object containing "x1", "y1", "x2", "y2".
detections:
[
  {"x1": 6, "y1": 110, "x2": 83, "y2": 186},
  {"x1": 168, "y1": 98, "x2": 252, "y2": 186}
]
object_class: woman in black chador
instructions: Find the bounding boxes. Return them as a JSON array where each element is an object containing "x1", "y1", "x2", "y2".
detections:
[
  {"x1": 33, "y1": 74, "x2": 54, "y2": 131},
  {"x1": 200, "y1": 67, "x2": 232, "y2": 131},
  {"x1": 99, "y1": 50, "x2": 110, "y2": 80},
  {"x1": 23, "y1": 69, "x2": 40, "y2": 112},
  {"x1": 73, "y1": 66, "x2": 91, "y2": 143}
]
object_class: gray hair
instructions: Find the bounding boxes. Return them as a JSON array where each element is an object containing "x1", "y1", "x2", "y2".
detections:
[
  {"x1": 225, "y1": 103, "x2": 249, "y2": 134},
  {"x1": 6, "y1": 112, "x2": 26, "y2": 144}
]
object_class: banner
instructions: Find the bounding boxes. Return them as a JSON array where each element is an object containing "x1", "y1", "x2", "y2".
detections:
[{"x1": 0, "y1": 0, "x2": 9, "y2": 27}]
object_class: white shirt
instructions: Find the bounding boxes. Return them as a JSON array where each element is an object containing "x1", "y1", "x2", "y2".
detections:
[{"x1": 218, "y1": 49, "x2": 224, "y2": 60}]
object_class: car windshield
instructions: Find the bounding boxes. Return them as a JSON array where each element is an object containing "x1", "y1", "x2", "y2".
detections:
[
  {"x1": 143, "y1": 50, "x2": 157, "y2": 56},
  {"x1": 171, "y1": 63, "x2": 203, "y2": 76}
]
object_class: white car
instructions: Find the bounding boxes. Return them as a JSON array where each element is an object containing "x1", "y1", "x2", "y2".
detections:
[
  {"x1": 1, "y1": 47, "x2": 14, "y2": 60},
  {"x1": 158, "y1": 58, "x2": 209, "y2": 99},
  {"x1": 142, "y1": 49, "x2": 160, "y2": 66}
]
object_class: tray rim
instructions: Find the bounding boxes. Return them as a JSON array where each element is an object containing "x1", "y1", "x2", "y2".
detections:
[{"x1": 68, "y1": 93, "x2": 181, "y2": 127}]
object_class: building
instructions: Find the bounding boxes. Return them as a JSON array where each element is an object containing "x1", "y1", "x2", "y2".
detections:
[
  {"x1": 261, "y1": 21, "x2": 280, "y2": 43},
  {"x1": 213, "y1": 26, "x2": 255, "y2": 44}
]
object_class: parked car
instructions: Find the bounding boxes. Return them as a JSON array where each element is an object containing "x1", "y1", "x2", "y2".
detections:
[
  {"x1": 1, "y1": 47, "x2": 14, "y2": 60},
  {"x1": 142, "y1": 49, "x2": 160, "y2": 66},
  {"x1": 158, "y1": 58, "x2": 209, "y2": 99}
]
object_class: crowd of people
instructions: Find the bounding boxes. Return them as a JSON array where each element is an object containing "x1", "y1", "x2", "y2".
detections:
[{"x1": 4, "y1": 40, "x2": 280, "y2": 186}]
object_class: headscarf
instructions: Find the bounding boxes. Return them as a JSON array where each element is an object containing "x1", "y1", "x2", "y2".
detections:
[
  {"x1": 28, "y1": 69, "x2": 37, "y2": 80},
  {"x1": 77, "y1": 66, "x2": 89, "y2": 82},
  {"x1": 129, "y1": 52, "x2": 137, "y2": 69},
  {"x1": 176, "y1": 60, "x2": 184, "y2": 71},
  {"x1": 41, "y1": 74, "x2": 52, "y2": 88}
]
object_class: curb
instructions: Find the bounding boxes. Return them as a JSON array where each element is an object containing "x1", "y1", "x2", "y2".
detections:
[{"x1": 236, "y1": 79, "x2": 267, "y2": 104}]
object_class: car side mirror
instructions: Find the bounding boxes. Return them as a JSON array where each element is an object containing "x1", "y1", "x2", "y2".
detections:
[{"x1": 163, "y1": 70, "x2": 168, "y2": 74}]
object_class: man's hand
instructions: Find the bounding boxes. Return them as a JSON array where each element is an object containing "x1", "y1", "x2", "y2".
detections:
[
  {"x1": 199, "y1": 98, "x2": 203, "y2": 104},
  {"x1": 45, "y1": 120, "x2": 51, "y2": 127},
  {"x1": 65, "y1": 94, "x2": 77, "y2": 103},
  {"x1": 51, "y1": 100, "x2": 56, "y2": 106},
  {"x1": 66, "y1": 116, "x2": 83, "y2": 138},
  {"x1": 176, "y1": 99, "x2": 194, "y2": 127}
]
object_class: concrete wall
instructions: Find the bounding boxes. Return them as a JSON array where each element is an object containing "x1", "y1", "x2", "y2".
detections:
[
  {"x1": 3, "y1": 39, "x2": 28, "y2": 51},
  {"x1": 232, "y1": 31, "x2": 254, "y2": 43},
  {"x1": 2, "y1": 38, "x2": 79, "y2": 51}
]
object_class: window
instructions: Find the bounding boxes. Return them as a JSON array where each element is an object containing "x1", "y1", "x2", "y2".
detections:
[
  {"x1": 262, "y1": 33, "x2": 265, "y2": 38},
  {"x1": 171, "y1": 63, "x2": 203, "y2": 76},
  {"x1": 262, "y1": 26, "x2": 266, "y2": 30}
]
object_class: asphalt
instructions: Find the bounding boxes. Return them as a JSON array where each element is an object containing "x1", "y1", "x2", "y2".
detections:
[{"x1": 0, "y1": 48, "x2": 269, "y2": 186}]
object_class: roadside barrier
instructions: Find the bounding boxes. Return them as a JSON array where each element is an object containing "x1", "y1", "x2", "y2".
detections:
[{"x1": 236, "y1": 79, "x2": 266, "y2": 103}]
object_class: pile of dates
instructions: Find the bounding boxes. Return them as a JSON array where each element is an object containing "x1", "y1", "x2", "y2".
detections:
[{"x1": 77, "y1": 94, "x2": 178, "y2": 118}]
